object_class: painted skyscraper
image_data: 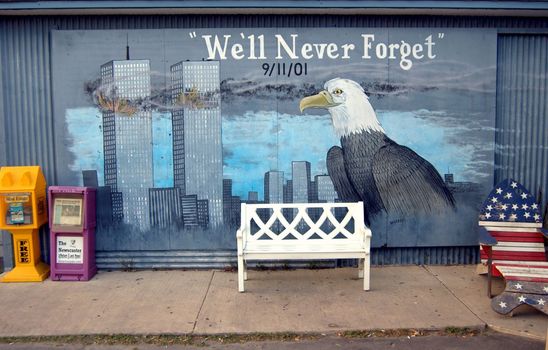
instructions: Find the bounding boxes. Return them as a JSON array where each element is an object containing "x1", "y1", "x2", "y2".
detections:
[
  {"x1": 315, "y1": 175, "x2": 338, "y2": 203},
  {"x1": 101, "y1": 59, "x2": 153, "y2": 230},
  {"x1": 171, "y1": 60, "x2": 223, "y2": 227},
  {"x1": 264, "y1": 171, "x2": 284, "y2": 204},
  {"x1": 292, "y1": 161, "x2": 311, "y2": 203},
  {"x1": 171, "y1": 62, "x2": 186, "y2": 194}
]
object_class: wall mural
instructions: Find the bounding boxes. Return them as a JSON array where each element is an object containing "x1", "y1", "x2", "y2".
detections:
[{"x1": 51, "y1": 28, "x2": 497, "y2": 251}]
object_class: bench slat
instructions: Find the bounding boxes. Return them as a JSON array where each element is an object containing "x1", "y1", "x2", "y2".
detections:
[
  {"x1": 246, "y1": 240, "x2": 366, "y2": 253},
  {"x1": 245, "y1": 252, "x2": 367, "y2": 260}
]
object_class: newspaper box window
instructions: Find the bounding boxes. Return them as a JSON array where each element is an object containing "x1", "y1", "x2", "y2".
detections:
[
  {"x1": 53, "y1": 198, "x2": 83, "y2": 230},
  {"x1": 48, "y1": 186, "x2": 97, "y2": 281},
  {"x1": 0, "y1": 166, "x2": 50, "y2": 282},
  {"x1": 6, "y1": 193, "x2": 32, "y2": 225}
]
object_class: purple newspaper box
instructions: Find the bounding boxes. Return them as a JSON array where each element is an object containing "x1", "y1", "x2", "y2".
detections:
[{"x1": 48, "y1": 186, "x2": 97, "y2": 281}]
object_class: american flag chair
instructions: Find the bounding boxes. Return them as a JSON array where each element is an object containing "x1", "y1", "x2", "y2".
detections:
[{"x1": 478, "y1": 179, "x2": 548, "y2": 315}]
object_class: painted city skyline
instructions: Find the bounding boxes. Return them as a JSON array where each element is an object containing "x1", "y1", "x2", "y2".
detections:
[
  {"x1": 66, "y1": 107, "x2": 477, "y2": 202},
  {"x1": 82, "y1": 55, "x2": 345, "y2": 231}
]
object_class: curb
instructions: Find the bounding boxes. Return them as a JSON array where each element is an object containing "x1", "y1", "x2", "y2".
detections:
[
  {"x1": 0, "y1": 325, "x2": 492, "y2": 346},
  {"x1": 486, "y1": 324, "x2": 546, "y2": 342}
]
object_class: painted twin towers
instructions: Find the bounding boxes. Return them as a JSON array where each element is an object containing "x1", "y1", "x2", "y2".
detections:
[{"x1": 99, "y1": 59, "x2": 222, "y2": 231}]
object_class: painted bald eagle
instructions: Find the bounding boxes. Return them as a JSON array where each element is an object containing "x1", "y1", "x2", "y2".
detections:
[{"x1": 300, "y1": 78, "x2": 455, "y2": 225}]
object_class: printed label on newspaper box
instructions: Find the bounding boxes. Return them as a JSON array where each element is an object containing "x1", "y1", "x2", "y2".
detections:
[{"x1": 56, "y1": 236, "x2": 83, "y2": 264}]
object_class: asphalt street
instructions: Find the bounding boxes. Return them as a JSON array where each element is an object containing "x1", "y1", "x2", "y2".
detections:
[{"x1": 0, "y1": 333, "x2": 543, "y2": 350}]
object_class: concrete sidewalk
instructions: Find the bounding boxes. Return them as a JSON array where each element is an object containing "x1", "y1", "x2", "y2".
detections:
[{"x1": 0, "y1": 266, "x2": 546, "y2": 340}]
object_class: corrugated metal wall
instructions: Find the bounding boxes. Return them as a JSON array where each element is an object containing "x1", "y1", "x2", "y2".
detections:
[
  {"x1": 495, "y1": 34, "x2": 548, "y2": 207},
  {"x1": 1, "y1": 15, "x2": 547, "y2": 269},
  {"x1": 0, "y1": 19, "x2": 56, "y2": 183},
  {"x1": 95, "y1": 246, "x2": 479, "y2": 269}
]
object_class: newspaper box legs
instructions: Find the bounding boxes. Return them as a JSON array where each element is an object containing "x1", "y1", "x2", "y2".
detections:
[
  {"x1": 0, "y1": 166, "x2": 50, "y2": 282},
  {"x1": 49, "y1": 186, "x2": 97, "y2": 281},
  {"x1": 3, "y1": 229, "x2": 50, "y2": 282}
]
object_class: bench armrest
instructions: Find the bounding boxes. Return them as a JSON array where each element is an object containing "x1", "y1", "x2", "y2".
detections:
[
  {"x1": 478, "y1": 226, "x2": 497, "y2": 246},
  {"x1": 236, "y1": 229, "x2": 245, "y2": 256},
  {"x1": 360, "y1": 227, "x2": 372, "y2": 254},
  {"x1": 361, "y1": 226, "x2": 372, "y2": 238}
]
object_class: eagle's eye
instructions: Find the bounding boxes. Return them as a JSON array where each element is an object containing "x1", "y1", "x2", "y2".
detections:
[{"x1": 333, "y1": 88, "x2": 343, "y2": 96}]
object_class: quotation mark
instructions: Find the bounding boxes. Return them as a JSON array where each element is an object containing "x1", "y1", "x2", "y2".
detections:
[
  {"x1": 438, "y1": 33, "x2": 445, "y2": 39},
  {"x1": 189, "y1": 31, "x2": 197, "y2": 38}
]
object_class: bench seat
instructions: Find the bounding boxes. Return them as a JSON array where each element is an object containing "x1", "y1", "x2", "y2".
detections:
[{"x1": 244, "y1": 240, "x2": 368, "y2": 260}]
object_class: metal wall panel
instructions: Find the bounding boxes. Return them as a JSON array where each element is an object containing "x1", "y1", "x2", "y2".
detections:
[
  {"x1": 0, "y1": 14, "x2": 545, "y2": 184},
  {"x1": 0, "y1": 19, "x2": 57, "y2": 184},
  {"x1": 95, "y1": 250, "x2": 237, "y2": 270},
  {"x1": 1, "y1": 232, "x2": 13, "y2": 271},
  {"x1": 1, "y1": 15, "x2": 547, "y2": 268},
  {"x1": 0, "y1": 27, "x2": 5, "y2": 169},
  {"x1": 495, "y1": 35, "x2": 548, "y2": 209},
  {"x1": 0, "y1": 18, "x2": 10, "y2": 271},
  {"x1": 94, "y1": 246, "x2": 480, "y2": 269}
]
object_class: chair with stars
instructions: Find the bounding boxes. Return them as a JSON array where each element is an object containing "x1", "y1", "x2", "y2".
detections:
[{"x1": 478, "y1": 178, "x2": 548, "y2": 315}]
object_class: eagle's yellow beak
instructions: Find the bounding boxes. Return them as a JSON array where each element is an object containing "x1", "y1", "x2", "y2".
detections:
[{"x1": 299, "y1": 90, "x2": 336, "y2": 112}]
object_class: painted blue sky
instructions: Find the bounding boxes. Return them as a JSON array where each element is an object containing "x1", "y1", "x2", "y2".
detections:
[
  {"x1": 66, "y1": 107, "x2": 477, "y2": 200},
  {"x1": 65, "y1": 108, "x2": 174, "y2": 188}
]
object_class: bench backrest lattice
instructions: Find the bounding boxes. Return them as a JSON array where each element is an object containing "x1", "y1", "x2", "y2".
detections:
[{"x1": 241, "y1": 202, "x2": 366, "y2": 242}]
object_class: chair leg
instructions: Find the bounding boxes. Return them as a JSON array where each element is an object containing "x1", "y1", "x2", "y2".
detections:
[
  {"x1": 238, "y1": 255, "x2": 245, "y2": 292},
  {"x1": 487, "y1": 247, "x2": 493, "y2": 298},
  {"x1": 363, "y1": 254, "x2": 370, "y2": 291},
  {"x1": 358, "y1": 258, "x2": 364, "y2": 279}
]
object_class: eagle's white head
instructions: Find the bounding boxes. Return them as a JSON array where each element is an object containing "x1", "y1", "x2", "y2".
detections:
[{"x1": 299, "y1": 78, "x2": 384, "y2": 138}]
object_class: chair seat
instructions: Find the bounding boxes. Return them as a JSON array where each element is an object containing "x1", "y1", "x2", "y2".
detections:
[{"x1": 493, "y1": 261, "x2": 548, "y2": 283}]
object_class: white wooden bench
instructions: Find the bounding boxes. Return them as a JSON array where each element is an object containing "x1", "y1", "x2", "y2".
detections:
[{"x1": 236, "y1": 201, "x2": 371, "y2": 292}]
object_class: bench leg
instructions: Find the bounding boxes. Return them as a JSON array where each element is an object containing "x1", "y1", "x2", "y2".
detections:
[
  {"x1": 363, "y1": 254, "x2": 370, "y2": 291},
  {"x1": 244, "y1": 261, "x2": 248, "y2": 281},
  {"x1": 358, "y1": 258, "x2": 364, "y2": 279},
  {"x1": 238, "y1": 255, "x2": 245, "y2": 292}
]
